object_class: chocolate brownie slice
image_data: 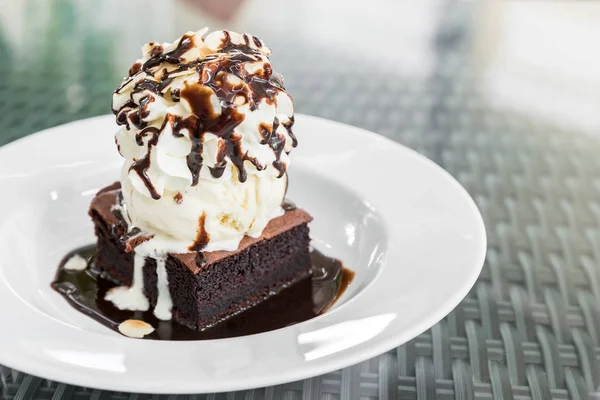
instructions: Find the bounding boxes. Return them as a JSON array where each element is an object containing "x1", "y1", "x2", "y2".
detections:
[{"x1": 89, "y1": 183, "x2": 313, "y2": 330}]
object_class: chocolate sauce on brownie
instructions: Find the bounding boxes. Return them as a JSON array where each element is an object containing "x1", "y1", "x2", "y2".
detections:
[{"x1": 52, "y1": 246, "x2": 353, "y2": 340}]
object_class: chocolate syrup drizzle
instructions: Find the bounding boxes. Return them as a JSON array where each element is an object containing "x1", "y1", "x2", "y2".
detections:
[
  {"x1": 112, "y1": 32, "x2": 295, "y2": 197},
  {"x1": 189, "y1": 212, "x2": 210, "y2": 251}
]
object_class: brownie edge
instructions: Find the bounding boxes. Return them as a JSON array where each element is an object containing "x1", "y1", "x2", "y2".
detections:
[{"x1": 90, "y1": 184, "x2": 314, "y2": 330}]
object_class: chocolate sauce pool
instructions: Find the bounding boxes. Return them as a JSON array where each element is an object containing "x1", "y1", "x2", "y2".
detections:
[{"x1": 51, "y1": 246, "x2": 354, "y2": 340}]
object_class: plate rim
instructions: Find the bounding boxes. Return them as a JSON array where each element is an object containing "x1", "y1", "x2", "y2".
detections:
[{"x1": 0, "y1": 113, "x2": 486, "y2": 393}]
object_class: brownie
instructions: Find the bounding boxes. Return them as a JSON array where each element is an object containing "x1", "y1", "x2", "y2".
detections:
[{"x1": 89, "y1": 183, "x2": 313, "y2": 330}]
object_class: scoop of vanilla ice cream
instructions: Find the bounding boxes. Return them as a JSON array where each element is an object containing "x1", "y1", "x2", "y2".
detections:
[
  {"x1": 112, "y1": 28, "x2": 296, "y2": 253},
  {"x1": 120, "y1": 162, "x2": 286, "y2": 252}
]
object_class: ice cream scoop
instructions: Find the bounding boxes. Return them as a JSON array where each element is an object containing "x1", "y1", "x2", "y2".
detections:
[{"x1": 112, "y1": 28, "x2": 296, "y2": 253}]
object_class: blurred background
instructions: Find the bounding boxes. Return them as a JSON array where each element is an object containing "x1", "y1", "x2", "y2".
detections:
[
  {"x1": 2, "y1": 1, "x2": 600, "y2": 399},
  {"x1": 0, "y1": 0, "x2": 599, "y2": 145}
]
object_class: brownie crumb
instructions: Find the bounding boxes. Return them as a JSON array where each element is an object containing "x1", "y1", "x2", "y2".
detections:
[{"x1": 174, "y1": 192, "x2": 183, "y2": 204}]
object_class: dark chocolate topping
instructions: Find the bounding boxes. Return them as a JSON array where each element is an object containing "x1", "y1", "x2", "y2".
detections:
[
  {"x1": 141, "y1": 33, "x2": 196, "y2": 73},
  {"x1": 188, "y1": 212, "x2": 210, "y2": 252},
  {"x1": 127, "y1": 117, "x2": 171, "y2": 199}
]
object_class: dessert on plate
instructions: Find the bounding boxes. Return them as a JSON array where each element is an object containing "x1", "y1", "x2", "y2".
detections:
[{"x1": 52, "y1": 28, "x2": 352, "y2": 339}]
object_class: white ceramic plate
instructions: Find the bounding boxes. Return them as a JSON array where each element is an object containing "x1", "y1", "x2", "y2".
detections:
[{"x1": 0, "y1": 114, "x2": 485, "y2": 393}]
